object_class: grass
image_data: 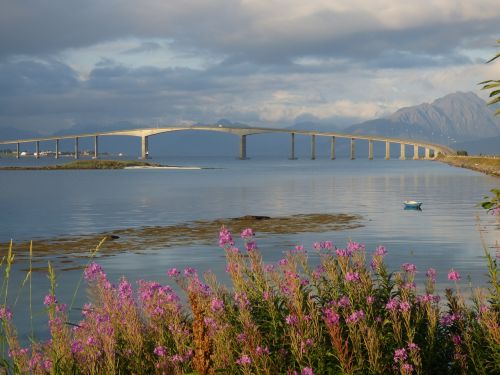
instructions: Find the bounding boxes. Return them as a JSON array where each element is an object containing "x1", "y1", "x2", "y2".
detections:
[
  {"x1": 0, "y1": 227, "x2": 499, "y2": 374},
  {"x1": 437, "y1": 155, "x2": 500, "y2": 177}
]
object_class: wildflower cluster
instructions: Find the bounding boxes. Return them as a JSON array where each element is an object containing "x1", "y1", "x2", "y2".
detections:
[{"x1": 0, "y1": 228, "x2": 498, "y2": 374}]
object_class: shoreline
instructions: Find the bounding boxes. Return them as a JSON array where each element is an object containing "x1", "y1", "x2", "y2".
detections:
[
  {"x1": 436, "y1": 155, "x2": 500, "y2": 177},
  {"x1": 0, "y1": 159, "x2": 206, "y2": 170}
]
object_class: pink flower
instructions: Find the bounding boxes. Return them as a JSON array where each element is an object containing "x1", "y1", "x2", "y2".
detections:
[
  {"x1": 448, "y1": 269, "x2": 461, "y2": 281},
  {"x1": 402, "y1": 263, "x2": 417, "y2": 273},
  {"x1": 240, "y1": 228, "x2": 254, "y2": 238},
  {"x1": 43, "y1": 294, "x2": 57, "y2": 306},
  {"x1": 347, "y1": 241, "x2": 365, "y2": 253},
  {"x1": 401, "y1": 363, "x2": 414, "y2": 374},
  {"x1": 323, "y1": 241, "x2": 333, "y2": 250},
  {"x1": 407, "y1": 342, "x2": 419, "y2": 352},
  {"x1": 235, "y1": 292, "x2": 250, "y2": 309},
  {"x1": 184, "y1": 267, "x2": 197, "y2": 277},
  {"x1": 219, "y1": 227, "x2": 234, "y2": 248},
  {"x1": 426, "y1": 268, "x2": 437, "y2": 281},
  {"x1": 71, "y1": 341, "x2": 83, "y2": 354},
  {"x1": 245, "y1": 241, "x2": 257, "y2": 251},
  {"x1": 236, "y1": 354, "x2": 252, "y2": 365},
  {"x1": 394, "y1": 348, "x2": 407, "y2": 363},
  {"x1": 255, "y1": 346, "x2": 270, "y2": 356},
  {"x1": 452, "y1": 335, "x2": 462, "y2": 345},
  {"x1": 167, "y1": 268, "x2": 180, "y2": 277},
  {"x1": 210, "y1": 297, "x2": 224, "y2": 313},
  {"x1": 118, "y1": 279, "x2": 133, "y2": 300},
  {"x1": 366, "y1": 296, "x2": 375, "y2": 305},
  {"x1": 336, "y1": 248, "x2": 350, "y2": 257},
  {"x1": 374, "y1": 245, "x2": 387, "y2": 256},
  {"x1": 0, "y1": 306, "x2": 13, "y2": 321},
  {"x1": 346, "y1": 310, "x2": 365, "y2": 324},
  {"x1": 83, "y1": 262, "x2": 104, "y2": 281},
  {"x1": 301, "y1": 367, "x2": 314, "y2": 375},
  {"x1": 345, "y1": 271, "x2": 360, "y2": 282},
  {"x1": 154, "y1": 346, "x2": 167, "y2": 357},
  {"x1": 385, "y1": 298, "x2": 399, "y2": 311},
  {"x1": 337, "y1": 296, "x2": 351, "y2": 308},
  {"x1": 286, "y1": 314, "x2": 299, "y2": 326},
  {"x1": 399, "y1": 301, "x2": 411, "y2": 312},
  {"x1": 323, "y1": 307, "x2": 340, "y2": 326}
]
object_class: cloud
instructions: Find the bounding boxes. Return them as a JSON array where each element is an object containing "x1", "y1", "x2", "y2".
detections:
[
  {"x1": 1, "y1": 1, "x2": 499, "y2": 63},
  {"x1": 0, "y1": 1, "x2": 499, "y2": 133}
]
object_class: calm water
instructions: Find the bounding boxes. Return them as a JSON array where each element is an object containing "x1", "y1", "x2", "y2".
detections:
[{"x1": 0, "y1": 155, "x2": 498, "y2": 338}]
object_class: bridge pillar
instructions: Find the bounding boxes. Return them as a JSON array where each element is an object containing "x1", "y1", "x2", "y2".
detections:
[
  {"x1": 368, "y1": 140, "x2": 374, "y2": 160},
  {"x1": 35, "y1": 141, "x2": 39, "y2": 159},
  {"x1": 289, "y1": 133, "x2": 297, "y2": 160},
  {"x1": 330, "y1": 136, "x2": 336, "y2": 160},
  {"x1": 16, "y1": 143, "x2": 20, "y2": 159},
  {"x1": 425, "y1": 148, "x2": 430, "y2": 159},
  {"x1": 311, "y1": 135, "x2": 316, "y2": 160},
  {"x1": 385, "y1": 141, "x2": 390, "y2": 160},
  {"x1": 413, "y1": 144, "x2": 419, "y2": 160},
  {"x1": 141, "y1": 136, "x2": 150, "y2": 159},
  {"x1": 55, "y1": 139, "x2": 59, "y2": 159},
  {"x1": 74, "y1": 137, "x2": 79, "y2": 159},
  {"x1": 400, "y1": 143, "x2": 406, "y2": 160},
  {"x1": 350, "y1": 138, "x2": 355, "y2": 160},
  {"x1": 239, "y1": 134, "x2": 247, "y2": 159},
  {"x1": 94, "y1": 136, "x2": 99, "y2": 159}
]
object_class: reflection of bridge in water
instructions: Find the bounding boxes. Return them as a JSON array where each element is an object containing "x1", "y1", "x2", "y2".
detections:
[{"x1": 0, "y1": 125, "x2": 455, "y2": 160}]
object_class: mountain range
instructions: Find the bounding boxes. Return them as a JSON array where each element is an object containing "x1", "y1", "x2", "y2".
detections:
[
  {"x1": 1, "y1": 92, "x2": 499, "y2": 155},
  {"x1": 345, "y1": 92, "x2": 500, "y2": 146}
]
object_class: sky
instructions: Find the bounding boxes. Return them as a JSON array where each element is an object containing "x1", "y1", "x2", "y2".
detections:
[{"x1": 0, "y1": 0, "x2": 499, "y2": 135}]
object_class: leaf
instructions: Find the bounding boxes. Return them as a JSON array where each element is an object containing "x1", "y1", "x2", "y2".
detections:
[
  {"x1": 496, "y1": 108, "x2": 500, "y2": 116},
  {"x1": 487, "y1": 97, "x2": 500, "y2": 105},
  {"x1": 489, "y1": 89, "x2": 500, "y2": 97},
  {"x1": 483, "y1": 83, "x2": 500, "y2": 90},
  {"x1": 486, "y1": 53, "x2": 500, "y2": 63},
  {"x1": 481, "y1": 202, "x2": 494, "y2": 209}
]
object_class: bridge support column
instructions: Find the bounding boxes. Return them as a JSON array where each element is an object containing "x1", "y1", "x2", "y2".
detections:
[
  {"x1": 330, "y1": 136, "x2": 336, "y2": 160},
  {"x1": 413, "y1": 144, "x2": 419, "y2": 160},
  {"x1": 400, "y1": 143, "x2": 406, "y2": 160},
  {"x1": 55, "y1": 139, "x2": 59, "y2": 159},
  {"x1": 385, "y1": 141, "x2": 390, "y2": 160},
  {"x1": 16, "y1": 143, "x2": 20, "y2": 159},
  {"x1": 289, "y1": 133, "x2": 297, "y2": 160},
  {"x1": 35, "y1": 141, "x2": 39, "y2": 159},
  {"x1": 94, "y1": 136, "x2": 99, "y2": 159},
  {"x1": 141, "y1": 136, "x2": 149, "y2": 159},
  {"x1": 368, "y1": 140, "x2": 374, "y2": 160},
  {"x1": 350, "y1": 138, "x2": 355, "y2": 160},
  {"x1": 311, "y1": 135, "x2": 316, "y2": 160},
  {"x1": 239, "y1": 135, "x2": 247, "y2": 159},
  {"x1": 425, "y1": 148, "x2": 430, "y2": 159},
  {"x1": 74, "y1": 137, "x2": 79, "y2": 159}
]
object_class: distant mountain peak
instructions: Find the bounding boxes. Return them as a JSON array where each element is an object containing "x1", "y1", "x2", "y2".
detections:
[{"x1": 347, "y1": 91, "x2": 500, "y2": 145}]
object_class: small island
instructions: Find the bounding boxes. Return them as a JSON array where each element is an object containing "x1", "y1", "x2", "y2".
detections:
[{"x1": 0, "y1": 159, "x2": 203, "y2": 170}]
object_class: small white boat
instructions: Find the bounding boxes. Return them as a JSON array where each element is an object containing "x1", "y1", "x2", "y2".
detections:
[{"x1": 403, "y1": 200, "x2": 423, "y2": 209}]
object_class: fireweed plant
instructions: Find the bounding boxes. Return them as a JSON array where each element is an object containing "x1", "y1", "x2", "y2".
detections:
[{"x1": 0, "y1": 228, "x2": 499, "y2": 374}]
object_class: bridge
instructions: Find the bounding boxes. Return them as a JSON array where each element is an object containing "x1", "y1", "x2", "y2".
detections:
[{"x1": 0, "y1": 125, "x2": 455, "y2": 160}]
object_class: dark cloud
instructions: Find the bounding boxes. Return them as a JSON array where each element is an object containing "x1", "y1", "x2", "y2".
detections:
[
  {"x1": 0, "y1": 59, "x2": 78, "y2": 95},
  {"x1": 1, "y1": 1, "x2": 498, "y2": 66}
]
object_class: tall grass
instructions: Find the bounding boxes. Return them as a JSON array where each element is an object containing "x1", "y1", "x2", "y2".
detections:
[{"x1": 1, "y1": 228, "x2": 499, "y2": 374}]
